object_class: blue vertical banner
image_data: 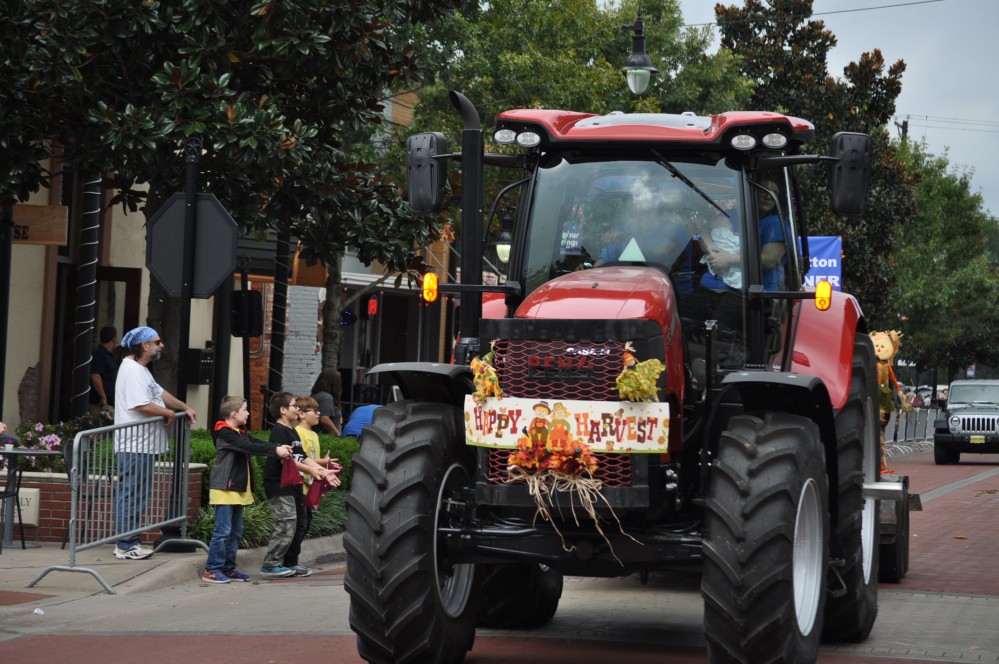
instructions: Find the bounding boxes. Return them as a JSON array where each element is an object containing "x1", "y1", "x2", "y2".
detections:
[{"x1": 802, "y1": 236, "x2": 842, "y2": 291}]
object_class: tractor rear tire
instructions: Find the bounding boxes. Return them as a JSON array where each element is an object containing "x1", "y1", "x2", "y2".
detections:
[
  {"x1": 477, "y1": 563, "x2": 563, "y2": 629},
  {"x1": 344, "y1": 401, "x2": 479, "y2": 664},
  {"x1": 703, "y1": 412, "x2": 829, "y2": 664},
  {"x1": 822, "y1": 335, "x2": 880, "y2": 642},
  {"x1": 878, "y1": 477, "x2": 910, "y2": 583}
]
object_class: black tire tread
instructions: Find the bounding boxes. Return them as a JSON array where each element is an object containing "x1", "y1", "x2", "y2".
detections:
[
  {"x1": 477, "y1": 563, "x2": 564, "y2": 629},
  {"x1": 822, "y1": 335, "x2": 880, "y2": 642},
  {"x1": 344, "y1": 401, "x2": 476, "y2": 664},
  {"x1": 703, "y1": 412, "x2": 828, "y2": 664}
]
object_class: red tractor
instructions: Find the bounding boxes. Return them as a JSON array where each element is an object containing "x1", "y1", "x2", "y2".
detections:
[{"x1": 344, "y1": 91, "x2": 904, "y2": 663}]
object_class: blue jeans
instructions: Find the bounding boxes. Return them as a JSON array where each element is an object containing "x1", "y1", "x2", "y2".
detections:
[
  {"x1": 114, "y1": 452, "x2": 155, "y2": 549},
  {"x1": 206, "y1": 504, "x2": 244, "y2": 573}
]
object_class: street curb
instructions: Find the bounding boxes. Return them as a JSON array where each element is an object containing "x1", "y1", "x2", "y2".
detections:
[{"x1": 148, "y1": 533, "x2": 346, "y2": 589}]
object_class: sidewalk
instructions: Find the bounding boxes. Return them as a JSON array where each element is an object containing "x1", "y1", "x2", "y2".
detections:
[
  {"x1": 0, "y1": 533, "x2": 345, "y2": 603},
  {"x1": 0, "y1": 440, "x2": 950, "y2": 604}
]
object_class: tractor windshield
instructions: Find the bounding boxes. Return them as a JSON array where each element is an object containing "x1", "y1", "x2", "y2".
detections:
[
  {"x1": 523, "y1": 156, "x2": 740, "y2": 288},
  {"x1": 520, "y1": 156, "x2": 791, "y2": 374}
]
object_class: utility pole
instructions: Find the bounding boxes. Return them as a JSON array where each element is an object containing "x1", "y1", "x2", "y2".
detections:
[{"x1": 894, "y1": 117, "x2": 909, "y2": 142}]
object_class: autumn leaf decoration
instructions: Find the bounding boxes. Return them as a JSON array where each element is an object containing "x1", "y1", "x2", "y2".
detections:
[
  {"x1": 616, "y1": 342, "x2": 665, "y2": 402},
  {"x1": 471, "y1": 344, "x2": 502, "y2": 404}
]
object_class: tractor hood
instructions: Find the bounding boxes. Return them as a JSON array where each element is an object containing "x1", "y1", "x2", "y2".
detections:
[{"x1": 514, "y1": 266, "x2": 674, "y2": 322}]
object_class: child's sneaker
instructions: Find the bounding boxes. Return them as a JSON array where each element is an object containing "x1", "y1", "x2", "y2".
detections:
[
  {"x1": 291, "y1": 565, "x2": 312, "y2": 577},
  {"x1": 225, "y1": 569, "x2": 252, "y2": 582},
  {"x1": 260, "y1": 565, "x2": 295, "y2": 578},
  {"x1": 114, "y1": 545, "x2": 153, "y2": 560},
  {"x1": 202, "y1": 569, "x2": 231, "y2": 584}
]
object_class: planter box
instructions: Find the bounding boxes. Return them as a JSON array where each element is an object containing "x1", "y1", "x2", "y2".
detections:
[{"x1": 15, "y1": 464, "x2": 205, "y2": 544}]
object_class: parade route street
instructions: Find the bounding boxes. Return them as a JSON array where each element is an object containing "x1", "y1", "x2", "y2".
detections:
[{"x1": 1, "y1": 447, "x2": 998, "y2": 663}]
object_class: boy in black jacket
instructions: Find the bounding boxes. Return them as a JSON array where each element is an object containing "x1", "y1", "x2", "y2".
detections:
[
  {"x1": 202, "y1": 396, "x2": 293, "y2": 584},
  {"x1": 260, "y1": 391, "x2": 338, "y2": 578}
]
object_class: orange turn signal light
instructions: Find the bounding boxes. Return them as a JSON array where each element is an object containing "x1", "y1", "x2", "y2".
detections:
[
  {"x1": 814, "y1": 280, "x2": 832, "y2": 311},
  {"x1": 422, "y1": 271, "x2": 439, "y2": 303}
]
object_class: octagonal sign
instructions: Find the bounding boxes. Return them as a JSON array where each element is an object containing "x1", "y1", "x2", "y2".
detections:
[{"x1": 146, "y1": 193, "x2": 238, "y2": 298}]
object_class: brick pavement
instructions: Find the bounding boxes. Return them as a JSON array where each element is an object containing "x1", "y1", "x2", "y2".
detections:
[
  {"x1": 2, "y1": 449, "x2": 997, "y2": 663},
  {"x1": 883, "y1": 450, "x2": 999, "y2": 596}
]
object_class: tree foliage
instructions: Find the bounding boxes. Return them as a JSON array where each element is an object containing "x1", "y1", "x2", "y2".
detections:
[
  {"x1": 892, "y1": 141, "x2": 999, "y2": 380},
  {"x1": 716, "y1": 0, "x2": 913, "y2": 322},
  {"x1": 2, "y1": 0, "x2": 458, "y2": 383},
  {"x1": 398, "y1": 0, "x2": 753, "y2": 276},
  {"x1": 410, "y1": 0, "x2": 751, "y2": 131}
]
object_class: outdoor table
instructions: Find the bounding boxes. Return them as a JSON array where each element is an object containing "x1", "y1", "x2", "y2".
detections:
[{"x1": 1, "y1": 447, "x2": 63, "y2": 548}]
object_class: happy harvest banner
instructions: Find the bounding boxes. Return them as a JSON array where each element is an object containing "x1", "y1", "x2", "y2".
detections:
[{"x1": 463, "y1": 395, "x2": 671, "y2": 453}]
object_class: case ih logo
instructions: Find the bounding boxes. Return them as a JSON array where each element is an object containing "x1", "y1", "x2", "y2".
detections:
[{"x1": 527, "y1": 354, "x2": 595, "y2": 381}]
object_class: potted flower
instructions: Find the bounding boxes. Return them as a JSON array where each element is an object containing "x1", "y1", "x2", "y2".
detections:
[{"x1": 5, "y1": 410, "x2": 114, "y2": 473}]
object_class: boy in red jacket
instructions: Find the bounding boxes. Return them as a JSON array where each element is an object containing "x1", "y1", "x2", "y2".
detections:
[{"x1": 202, "y1": 396, "x2": 293, "y2": 584}]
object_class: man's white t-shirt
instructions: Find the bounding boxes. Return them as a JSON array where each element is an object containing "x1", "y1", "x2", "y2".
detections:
[{"x1": 114, "y1": 356, "x2": 167, "y2": 454}]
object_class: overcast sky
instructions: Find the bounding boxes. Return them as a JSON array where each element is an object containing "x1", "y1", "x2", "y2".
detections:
[{"x1": 677, "y1": 0, "x2": 999, "y2": 217}]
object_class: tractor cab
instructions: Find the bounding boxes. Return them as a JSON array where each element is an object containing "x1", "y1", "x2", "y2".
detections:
[{"x1": 501, "y1": 152, "x2": 800, "y2": 390}]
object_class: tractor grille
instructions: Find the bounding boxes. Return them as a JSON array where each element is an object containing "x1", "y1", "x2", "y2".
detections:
[
  {"x1": 485, "y1": 337, "x2": 633, "y2": 487},
  {"x1": 492, "y1": 338, "x2": 623, "y2": 401},
  {"x1": 957, "y1": 415, "x2": 999, "y2": 433}
]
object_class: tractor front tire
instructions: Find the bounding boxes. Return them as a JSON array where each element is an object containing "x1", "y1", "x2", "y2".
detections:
[
  {"x1": 703, "y1": 412, "x2": 829, "y2": 664},
  {"x1": 344, "y1": 401, "x2": 479, "y2": 664}
]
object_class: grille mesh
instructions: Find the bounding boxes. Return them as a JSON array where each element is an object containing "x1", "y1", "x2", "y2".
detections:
[
  {"x1": 958, "y1": 415, "x2": 998, "y2": 433},
  {"x1": 486, "y1": 337, "x2": 633, "y2": 487}
]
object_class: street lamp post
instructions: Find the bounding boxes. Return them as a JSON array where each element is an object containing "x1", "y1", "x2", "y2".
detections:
[{"x1": 622, "y1": 15, "x2": 658, "y2": 95}]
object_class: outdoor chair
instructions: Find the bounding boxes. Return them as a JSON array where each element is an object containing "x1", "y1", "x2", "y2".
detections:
[{"x1": 0, "y1": 465, "x2": 27, "y2": 553}]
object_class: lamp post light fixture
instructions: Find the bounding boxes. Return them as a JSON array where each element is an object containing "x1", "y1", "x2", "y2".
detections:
[
  {"x1": 622, "y1": 15, "x2": 658, "y2": 95},
  {"x1": 493, "y1": 213, "x2": 514, "y2": 265},
  {"x1": 494, "y1": 233, "x2": 512, "y2": 264}
]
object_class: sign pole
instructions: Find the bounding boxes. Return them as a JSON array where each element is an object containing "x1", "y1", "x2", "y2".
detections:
[
  {"x1": 176, "y1": 137, "x2": 201, "y2": 401},
  {"x1": 0, "y1": 203, "x2": 12, "y2": 420},
  {"x1": 158, "y1": 137, "x2": 200, "y2": 553},
  {"x1": 239, "y1": 257, "x2": 253, "y2": 424}
]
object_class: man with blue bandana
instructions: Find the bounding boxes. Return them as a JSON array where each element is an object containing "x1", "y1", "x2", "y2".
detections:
[{"x1": 113, "y1": 326, "x2": 197, "y2": 560}]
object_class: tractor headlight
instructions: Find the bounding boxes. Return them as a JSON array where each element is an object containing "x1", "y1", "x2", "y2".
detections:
[
  {"x1": 493, "y1": 129, "x2": 517, "y2": 144},
  {"x1": 762, "y1": 132, "x2": 788, "y2": 148},
  {"x1": 730, "y1": 134, "x2": 757, "y2": 150},
  {"x1": 516, "y1": 131, "x2": 541, "y2": 148}
]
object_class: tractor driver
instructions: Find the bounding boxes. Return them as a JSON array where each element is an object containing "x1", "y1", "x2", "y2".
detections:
[{"x1": 594, "y1": 193, "x2": 691, "y2": 272}]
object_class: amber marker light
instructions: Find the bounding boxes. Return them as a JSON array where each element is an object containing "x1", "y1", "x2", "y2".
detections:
[
  {"x1": 422, "y1": 271, "x2": 439, "y2": 303},
  {"x1": 814, "y1": 280, "x2": 832, "y2": 311}
]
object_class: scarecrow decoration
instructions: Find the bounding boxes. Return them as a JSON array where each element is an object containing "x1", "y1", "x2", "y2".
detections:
[{"x1": 871, "y1": 330, "x2": 914, "y2": 473}]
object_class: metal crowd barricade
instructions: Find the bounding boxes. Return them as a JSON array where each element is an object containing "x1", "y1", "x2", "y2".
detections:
[
  {"x1": 28, "y1": 412, "x2": 206, "y2": 594},
  {"x1": 885, "y1": 408, "x2": 937, "y2": 457}
]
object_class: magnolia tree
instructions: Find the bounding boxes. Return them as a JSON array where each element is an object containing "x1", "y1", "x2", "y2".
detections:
[
  {"x1": 1, "y1": 0, "x2": 458, "y2": 394},
  {"x1": 716, "y1": 0, "x2": 915, "y2": 323}
]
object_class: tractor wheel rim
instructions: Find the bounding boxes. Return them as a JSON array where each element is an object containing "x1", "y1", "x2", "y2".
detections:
[
  {"x1": 793, "y1": 477, "x2": 823, "y2": 636},
  {"x1": 434, "y1": 463, "x2": 475, "y2": 619},
  {"x1": 861, "y1": 396, "x2": 878, "y2": 582}
]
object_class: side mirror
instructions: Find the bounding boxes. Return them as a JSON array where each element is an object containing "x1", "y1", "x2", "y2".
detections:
[
  {"x1": 406, "y1": 132, "x2": 449, "y2": 213},
  {"x1": 828, "y1": 131, "x2": 872, "y2": 216}
]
